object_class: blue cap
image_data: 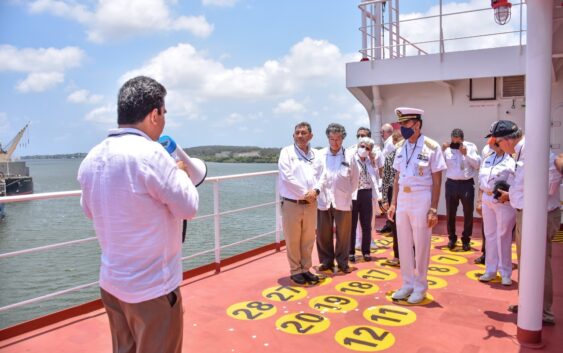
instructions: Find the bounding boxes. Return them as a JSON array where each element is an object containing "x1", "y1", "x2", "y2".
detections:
[{"x1": 159, "y1": 135, "x2": 177, "y2": 154}]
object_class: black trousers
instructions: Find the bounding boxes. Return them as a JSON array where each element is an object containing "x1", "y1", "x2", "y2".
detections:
[
  {"x1": 350, "y1": 189, "x2": 373, "y2": 256},
  {"x1": 445, "y1": 178, "x2": 475, "y2": 244},
  {"x1": 317, "y1": 206, "x2": 352, "y2": 269},
  {"x1": 386, "y1": 184, "x2": 399, "y2": 258}
]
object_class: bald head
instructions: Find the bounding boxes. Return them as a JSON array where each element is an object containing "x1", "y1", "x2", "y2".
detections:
[{"x1": 380, "y1": 123, "x2": 393, "y2": 140}]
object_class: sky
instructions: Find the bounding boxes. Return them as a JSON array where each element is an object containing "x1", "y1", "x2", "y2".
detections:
[{"x1": 0, "y1": 0, "x2": 526, "y2": 155}]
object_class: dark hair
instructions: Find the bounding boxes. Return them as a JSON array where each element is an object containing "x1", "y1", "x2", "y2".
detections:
[
  {"x1": 356, "y1": 127, "x2": 371, "y2": 137},
  {"x1": 295, "y1": 121, "x2": 312, "y2": 133},
  {"x1": 326, "y1": 123, "x2": 347, "y2": 139},
  {"x1": 451, "y1": 128, "x2": 464, "y2": 139},
  {"x1": 117, "y1": 76, "x2": 167, "y2": 125}
]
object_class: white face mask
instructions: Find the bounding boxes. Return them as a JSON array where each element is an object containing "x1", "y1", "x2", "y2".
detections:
[{"x1": 357, "y1": 147, "x2": 369, "y2": 158}]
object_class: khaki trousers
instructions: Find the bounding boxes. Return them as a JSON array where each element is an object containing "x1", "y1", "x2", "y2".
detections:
[
  {"x1": 100, "y1": 287, "x2": 183, "y2": 353},
  {"x1": 515, "y1": 208, "x2": 560, "y2": 319},
  {"x1": 281, "y1": 200, "x2": 317, "y2": 275}
]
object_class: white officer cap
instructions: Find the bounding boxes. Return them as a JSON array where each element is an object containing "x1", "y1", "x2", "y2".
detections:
[{"x1": 395, "y1": 107, "x2": 424, "y2": 123}]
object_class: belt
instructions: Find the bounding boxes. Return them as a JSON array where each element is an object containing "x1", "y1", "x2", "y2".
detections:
[
  {"x1": 485, "y1": 191, "x2": 493, "y2": 196},
  {"x1": 447, "y1": 178, "x2": 474, "y2": 184},
  {"x1": 282, "y1": 197, "x2": 310, "y2": 205}
]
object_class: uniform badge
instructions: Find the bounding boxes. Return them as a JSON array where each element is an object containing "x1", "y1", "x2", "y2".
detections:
[
  {"x1": 418, "y1": 166, "x2": 424, "y2": 176},
  {"x1": 403, "y1": 186, "x2": 412, "y2": 193}
]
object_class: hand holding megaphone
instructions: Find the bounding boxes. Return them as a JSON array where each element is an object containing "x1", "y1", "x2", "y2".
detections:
[{"x1": 159, "y1": 135, "x2": 207, "y2": 187}]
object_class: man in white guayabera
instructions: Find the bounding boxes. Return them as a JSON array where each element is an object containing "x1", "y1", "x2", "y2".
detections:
[{"x1": 78, "y1": 76, "x2": 199, "y2": 353}]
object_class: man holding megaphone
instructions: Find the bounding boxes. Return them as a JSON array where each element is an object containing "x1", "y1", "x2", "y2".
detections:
[{"x1": 78, "y1": 76, "x2": 199, "y2": 353}]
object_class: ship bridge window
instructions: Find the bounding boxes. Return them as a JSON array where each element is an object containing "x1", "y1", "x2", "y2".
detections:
[{"x1": 469, "y1": 77, "x2": 496, "y2": 101}]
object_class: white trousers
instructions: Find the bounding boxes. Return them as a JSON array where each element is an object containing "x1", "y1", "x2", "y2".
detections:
[
  {"x1": 482, "y1": 195, "x2": 516, "y2": 278},
  {"x1": 396, "y1": 188, "x2": 432, "y2": 294}
]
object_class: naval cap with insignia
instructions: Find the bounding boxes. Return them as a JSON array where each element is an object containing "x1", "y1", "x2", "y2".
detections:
[
  {"x1": 490, "y1": 120, "x2": 518, "y2": 138},
  {"x1": 395, "y1": 107, "x2": 424, "y2": 123}
]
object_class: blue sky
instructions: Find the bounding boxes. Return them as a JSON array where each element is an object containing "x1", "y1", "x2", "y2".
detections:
[{"x1": 0, "y1": 0, "x2": 523, "y2": 155}]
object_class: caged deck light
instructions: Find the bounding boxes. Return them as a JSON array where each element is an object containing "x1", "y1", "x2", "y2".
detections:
[{"x1": 491, "y1": 0, "x2": 512, "y2": 25}]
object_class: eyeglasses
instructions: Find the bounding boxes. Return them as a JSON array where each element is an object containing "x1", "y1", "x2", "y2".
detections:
[{"x1": 360, "y1": 145, "x2": 372, "y2": 151}]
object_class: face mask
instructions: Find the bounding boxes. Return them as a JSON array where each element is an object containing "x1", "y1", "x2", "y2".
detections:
[
  {"x1": 357, "y1": 147, "x2": 369, "y2": 158},
  {"x1": 400, "y1": 126, "x2": 414, "y2": 139}
]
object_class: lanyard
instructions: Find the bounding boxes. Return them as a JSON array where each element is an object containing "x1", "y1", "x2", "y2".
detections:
[
  {"x1": 514, "y1": 146, "x2": 522, "y2": 171},
  {"x1": 487, "y1": 152, "x2": 506, "y2": 183},
  {"x1": 108, "y1": 131, "x2": 143, "y2": 138},
  {"x1": 294, "y1": 144, "x2": 314, "y2": 163},
  {"x1": 404, "y1": 136, "x2": 420, "y2": 168}
]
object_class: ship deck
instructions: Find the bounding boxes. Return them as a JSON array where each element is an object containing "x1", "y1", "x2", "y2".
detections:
[{"x1": 1, "y1": 220, "x2": 563, "y2": 353}]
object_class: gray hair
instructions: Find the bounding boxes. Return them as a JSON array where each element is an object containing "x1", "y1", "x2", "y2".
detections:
[
  {"x1": 294, "y1": 121, "x2": 312, "y2": 133},
  {"x1": 505, "y1": 128, "x2": 523, "y2": 140},
  {"x1": 326, "y1": 123, "x2": 347, "y2": 139},
  {"x1": 381, "y1": 123, "x2": 393, "y2": 134},
  {"x1": 357, "y1": 137, "x2": 375, "y2": 148}
]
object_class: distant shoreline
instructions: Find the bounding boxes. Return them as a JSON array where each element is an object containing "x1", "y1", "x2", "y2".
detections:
[{"x1": 22, "y1": 145, "x2": 282, "y2": 164}]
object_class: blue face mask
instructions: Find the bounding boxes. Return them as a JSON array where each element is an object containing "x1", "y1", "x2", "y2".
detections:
[{"x1": 400, "y1": 126, "x2": 415, "y2": 139}]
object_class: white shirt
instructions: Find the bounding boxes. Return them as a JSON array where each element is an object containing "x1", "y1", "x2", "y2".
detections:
[
  {"x1": 508, "y1": 138, "x2": 561, "y2": 211},
  {"x1": 78, "y1": 128, "x2": 199, "y2": 303},
  {"x1": 444, "y1": 141, "x2": 481, "y2": 180},
  {"x1": 278, "y1": 144, "x2": 321, "y2": 200},
  {"x1": 382, "y1": 135, "x2": 396, "y2": 158},
  {"x1": 393, "y1": 135, "x2": 447, "y2": 189},
  {"x1": 478, "y1": 152, "x2": 515, "y2": 194},
  {"x1": 316, "y1": 147, "x2": 359, "y2": 211},
  {"x1": 352, "y1": 152, "x2": 381, "y2": 200}
]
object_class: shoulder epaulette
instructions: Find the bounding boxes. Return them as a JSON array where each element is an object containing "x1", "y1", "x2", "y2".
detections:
[
  {"x1": 423, "y1": 136, "x2": 439, "y2": 151},
  {"x1": 485, "y1": 151, "x2": 495, "y2": 158}
]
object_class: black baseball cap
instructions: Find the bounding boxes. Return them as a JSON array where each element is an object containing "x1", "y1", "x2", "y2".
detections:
[{"x1": 486, "y1": 120, "x2": 518, "y2": 138}]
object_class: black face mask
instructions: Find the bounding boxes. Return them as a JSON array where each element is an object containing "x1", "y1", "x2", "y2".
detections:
[{"x1": 450, "y1": 142, "x2": 461, "y2": 150}]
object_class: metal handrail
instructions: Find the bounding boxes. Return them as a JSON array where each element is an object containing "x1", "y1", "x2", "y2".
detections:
[
  {"x1": 0, "y1": 170, "x2": 281, "y2": 314},
  {"x1": 358, "y1": 1, "x2": 527, "y2": 60}
]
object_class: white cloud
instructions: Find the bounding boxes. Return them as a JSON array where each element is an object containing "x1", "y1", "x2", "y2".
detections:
[
  {"x1": 202, "y1": 0, "x2": 238, "y2": 7},
  {"x1": 398, "y1": 0, "x2": 525, "y2": 55},
  {"x1": 85, "y1": 104, "x2": 115, "y2": 125},
  {"x1": 28, "y1": 0, "x2": 214, "y2": 43},
  {"x1": 16, "y1": 72, "x2": 64, "y2": 93},
  {"x1": 67, "y1": 89, "x2": 103, "y2": 104},
  {"x1": 274, "y1": 99, "x2": 306, "y2": 114},
  {"x1": 0, "y1": 45, "x2": 84, "y2": 93}
]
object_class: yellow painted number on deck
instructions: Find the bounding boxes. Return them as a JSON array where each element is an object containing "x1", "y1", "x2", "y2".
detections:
[
  {"x1": 335, "y1": 325, "x2": 395, "y2": 351},
  {"x1": 426, "y1": 275, "x2": 448, "y2": 289},
  {"x1": 262, "y1": 285, "x2": 307, "y2": 302},
  {"x1": 309, "y1": 295, "x2": 358, "y2": 313},
  {"x1": 357, "y1": 268, "x2": 397, "y2": 281},
  {"x1": 226, "y1": 301, "x2": 277, "y2": 320},
  {"x1": 363, "y1": 305, "x2": 416, "y2": 327},
  {"x1": 427, "y1": 264, "x2": 458, "y2": 276},
  {"x1": 335, "y1": 281, "x2": 379, "y2": 296},
  {"x1": 275, "y1": 312, "x2": 330, "y2": 335},
  {"x1": 430, "y1": 254, "x2": 468, "y2": 265}
]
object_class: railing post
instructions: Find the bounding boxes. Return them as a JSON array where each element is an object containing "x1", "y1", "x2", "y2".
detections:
[
  {"x1": 361, "y1": 1, "x2": 368, "y2": 60},
  {"x1": 439, "y1": 0, "x2": 445, "y2": 59},
  {"x1": 213, "y1": 181, "x2": 221, "y2": 273},
  {"x1": 275, "y1": 177, "x2": 281, "y2": 251}
]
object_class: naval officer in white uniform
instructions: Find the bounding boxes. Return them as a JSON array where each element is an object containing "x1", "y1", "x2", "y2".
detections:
[{"x1": 387, "y1": 107, "x2": 447, "y2": 304}]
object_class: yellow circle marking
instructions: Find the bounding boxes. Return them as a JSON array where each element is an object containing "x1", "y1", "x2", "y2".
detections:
[
  {"x1": 357, "y1": 268, "x2": 397, "y2": 282},
  {"x1": 262, "y1": 285, "x2": 307, "y2": 302},
  {"x1": 441, "y1": 247, "x2": 475, "y2": 255},
  {"x1": 469, "y1": 239, "x2": 482, "y2": 248},
  {"x1": 385, "y1": 291, "x2": 435, "y2": 306},
  {"x1": 226, "y1": 301, "x2": 277, "y2": 321},
  {"x1": 309, "y1": 295, "x2": 358, "y2": 314},
  {"x1": 427, "y1": 275, "x2": 448, "y2": 289},
  {"x1": 374, "y1": 238, "x2": 394, "y2": 248},
  {"x1": 275, "y1": 312, "x2": 330, "y2": 335},
  {"x1": 431, "y1": 235, "x2": 445, "y2": 244},
  {"x1": 511, "y1": 243, "x2": 518, "y2": 251},
  {"x1": 430, "y1": 254, "x2": 468, "y2": 265},
  {"x1": 335, "y1": 325, "x2": 395, "y2": 351},
  {"x1": 363, "y1": 305, "x2": 416, "y2": 327},
  {"x1": 427, "y1": 264, "x2": 458, "y2": 276},
  {"x1": 374, "y1": 259, "x2": 399, "y2": 269},
  {"x1": 465, "y1": 269, "x2": 501, "y2": 283},
  {"x1": 512, "y1": 252, "x2": 518, "y2": 261},
  {"x1": 355, "y1": 248, "x2": 387, "y2": 255},
  {"x1": 335, "y1": 281, "x2": 379, "y2": 296}
]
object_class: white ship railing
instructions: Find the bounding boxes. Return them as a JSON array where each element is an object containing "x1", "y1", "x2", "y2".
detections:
[
  {"x1": 0, "y1": 170, "x2": 281, "y2": 314},
  {"x1": 358, "y1": 0, "x2": 526, "y2": 60}
]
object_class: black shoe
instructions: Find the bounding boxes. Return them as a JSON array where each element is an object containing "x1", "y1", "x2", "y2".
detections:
[
  {"x1": 363, "y1": 254, "x2": 372, "y2": 262},
  {"x1": 447, "y1": 240, "x2": 456, "y2": 250},
  {"x1": 318, "y1": 264, "x2": 334, "y2": 273},
  {"x1": 290, "y1": 273, "x2": 307, "y2": 285},
  {"x1": 349, "y1": 255, "x2": 356, "y2": 263},
  {"x1": 474, "y1": 254, "x2": 485, "y2": 264},
  {"x1": 378, "y1": 225, "x2": 392, "y2": 233},
  {"x1": 462, "y1": 243, "x2": 471, "y2": 251},
  {"x1": 338, "y1": 266, "x2": 352, "y2": 274},
  {"x1": 302, "y1": 271, "x2": 320, "y2": 285},
  {"x1": 508, "y1": 304, "x2": 518, "y2": 313}
]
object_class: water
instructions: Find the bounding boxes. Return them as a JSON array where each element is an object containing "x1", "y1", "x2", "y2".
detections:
[{"x1": 0, "y1": 159, "x2": 278, "y2": 329}]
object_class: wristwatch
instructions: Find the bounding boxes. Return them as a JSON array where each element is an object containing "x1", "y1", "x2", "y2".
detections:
[{"x1": 428, "y1": 207, "x2": 437, "y2": 214}]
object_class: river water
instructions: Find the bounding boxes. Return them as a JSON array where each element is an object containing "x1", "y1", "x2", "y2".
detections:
[{"x1": 0, "y1": 159, "x2": 278, "y2": 329}]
